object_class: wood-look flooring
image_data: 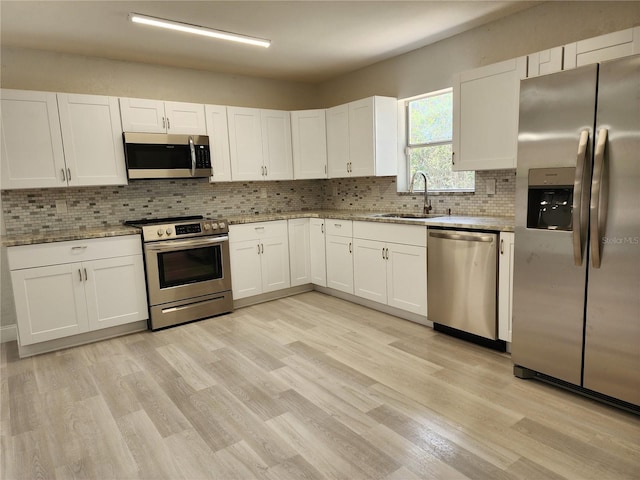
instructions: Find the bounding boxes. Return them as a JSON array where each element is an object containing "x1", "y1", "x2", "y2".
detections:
[{"x1": 1, "y1": 291, "x2": 639, "y2": 479}]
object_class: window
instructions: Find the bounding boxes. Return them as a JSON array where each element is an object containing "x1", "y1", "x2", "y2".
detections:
[{"x1": 406, "y1": 89, "x2": 474, "y2": 192}]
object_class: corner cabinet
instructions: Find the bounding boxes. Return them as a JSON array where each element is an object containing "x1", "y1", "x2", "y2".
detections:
[
  {"x1": 452, "y1": 57, "x2": 527, "y2": 171},
  {"x1": 7, "y1": 236, "x2": 148, "y2": 346},
  {"x1": 326, "y1": 96, "x2": 397, "y2": 178},
  {"x1": 288, "y1": 218, "x2": 312, "y2": 287},
  {"x1": 119, "y1": 97, "x2": 206, "y2": 134},
  {"x1": 291, "y1": 109, "x2": 328, "y2": 179},
  {"x1": 1, "y1": 89, "x2": 127, "y2": 189},
  {"x1": 228, "y1": 221, "x2": 290, "y2": 299},
  {"x1": 227, "y1": 107, "x2": 293, "y2": 181},
  {"x1": 498, "y1": 232, "x2": 515, "y2": 342}
]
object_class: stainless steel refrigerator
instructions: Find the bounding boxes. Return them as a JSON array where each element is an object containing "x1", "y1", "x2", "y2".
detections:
[{"x1": 512, "y1": 54, "x2": 639, "y2": 408}]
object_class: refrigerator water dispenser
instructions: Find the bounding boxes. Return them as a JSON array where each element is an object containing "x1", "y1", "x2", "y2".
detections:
[{"x1": 527, "y1": 167, "x2": 575, "y2": 231}]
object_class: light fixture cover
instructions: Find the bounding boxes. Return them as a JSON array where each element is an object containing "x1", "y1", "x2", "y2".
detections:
[{"x1": 129, "y1": 13, "x2": 271, "y2": 48}]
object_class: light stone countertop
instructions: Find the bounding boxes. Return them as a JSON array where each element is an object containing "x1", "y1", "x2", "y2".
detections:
[{"x1": 1, "y1": 211, "x2": 514, "y2": 247}]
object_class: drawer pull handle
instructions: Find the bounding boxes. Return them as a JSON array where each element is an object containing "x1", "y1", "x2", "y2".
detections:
[{"x1": 71, "y1": 246, "x2": 88, "y2": 250}]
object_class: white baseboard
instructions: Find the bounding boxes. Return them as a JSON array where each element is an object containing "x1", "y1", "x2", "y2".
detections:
[{"x1": 0, "y1": 324, "x2": 17, "y2": 343}]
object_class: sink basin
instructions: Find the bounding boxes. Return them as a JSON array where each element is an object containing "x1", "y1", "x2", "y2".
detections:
[{"x1": 373, "y1": 213, "x2": 443, "y2": 219}]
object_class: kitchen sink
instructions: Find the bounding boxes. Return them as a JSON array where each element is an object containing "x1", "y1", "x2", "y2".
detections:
[{"x1": 373, "y1": 213, "x2": 444, "y2": 219}]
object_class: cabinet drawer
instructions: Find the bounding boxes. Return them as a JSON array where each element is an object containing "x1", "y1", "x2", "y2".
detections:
[
  {"x1": 8, "y1": 235, "x2": 142, "y2": 270},
  {"x1": 229, "y1": 220, "x2": 288, "y2": 243},
  {"x1": 353, "y1": 221, "x2": 426, "y2": 247},
  {"x1": 325, "y1": 219, "x2": 353, "y2": 237}
]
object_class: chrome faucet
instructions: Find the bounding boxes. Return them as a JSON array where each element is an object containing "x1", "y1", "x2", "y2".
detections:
[{"x1": 409, "y1": 170, "x2": 433, "y2": 215}]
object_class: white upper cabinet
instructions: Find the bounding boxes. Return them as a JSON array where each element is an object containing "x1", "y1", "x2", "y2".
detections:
[
  {"x1": 227, "y1": 106, "x2": 293, "y2": 181},
  {"x1": 1, "y1": 90, "x2": 66, "y2": 189},
  {"x1": 452, "y1": 57, "x2": 527, "y2": 171},
  {"x1": 291, "y1": 109, "x2": 327, "y2": 179},
  {"x1": 204, "y1": 104, "x2": 232, "y2": 183},
  {"x1": 326, "y1": 96, "x2": 397, "y2": 179},
  {"x1": 326, "y1": 104, "x2": 350, "y2": 178},
  {"x1": 1, "y1": 89, "x2": 126, "y2": 189},
  {"x1": 261, "y1": 109, "x2": 293, "y2": 180},
  {"x1": 57, "y1": 93, "x2": 127, "y2": 186},
  {"x1": 527, "y1": 47, "x2": 563, "y2": 78},
  {"x1": 564, "y1": 27, "x2": 640, "y2": 69},
  {"x1": 119, "y1": 97, "x2": 206, "y2": 134}
]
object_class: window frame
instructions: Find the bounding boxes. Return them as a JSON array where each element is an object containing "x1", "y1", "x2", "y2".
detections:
[{"x1": 404, "y1": 88, "x2": 474, "y2": 193}]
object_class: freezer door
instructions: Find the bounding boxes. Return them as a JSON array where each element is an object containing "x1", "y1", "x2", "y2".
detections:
[
  {"x1": 512, "y1": 65, "x2": 598, "y2": 386},
  {"x1": 583, "y1": 55, "x2": 640, "y2": 406}
]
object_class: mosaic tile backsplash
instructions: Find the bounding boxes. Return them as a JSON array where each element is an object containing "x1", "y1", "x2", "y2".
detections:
[{"x1": 1, "y1": 170, "x2": 515, "y2": 236}]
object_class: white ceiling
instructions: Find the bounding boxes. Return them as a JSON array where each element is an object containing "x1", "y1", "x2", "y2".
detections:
[{"x1": 0, "y1": 1, "x2": 538, "y2": 83}]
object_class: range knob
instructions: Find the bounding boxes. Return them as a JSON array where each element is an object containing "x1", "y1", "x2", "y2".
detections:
[
  {"x1": 219, "y1": 222, "x2": 226, "y2": 229},
  {"x1": 157, "y1": 228, "x2": 164, "y2": 237},
  {"x1": 166, "y1": 228, "x2": 173, "y2": 236},
  {"x1": 204, "y1": 223, "x2": 211, "y2": 231},
  {"x1": 211, "y1": 222, "x2": 219, "y2": 230}
]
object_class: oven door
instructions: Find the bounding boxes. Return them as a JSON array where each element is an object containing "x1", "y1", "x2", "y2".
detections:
[{"x1": 144, "y1": 236, "x2": 231, "y2": 306}]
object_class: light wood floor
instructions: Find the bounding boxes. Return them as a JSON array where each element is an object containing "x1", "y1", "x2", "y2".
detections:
[{"x1": 1, "y1": 291, "x2": 639, "y2": 480}]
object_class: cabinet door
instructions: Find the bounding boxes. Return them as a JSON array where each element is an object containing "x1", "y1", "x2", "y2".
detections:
[
  {"x1": 325, "y1": 235, "x2": 353, "y2": 294},
  {"x1": 119, "y1": 97, "x2": 166, "y2": 133},
  {"x1": 261, "y1": 109, "x2": 293, "y2": 180},
  {"x1": 310, "y1": 218, "x2": 327, "y2": 287},
  {"x1": 261, "y1": 235, "x2": 291, "y2": 293},
  {"x1": 11, "y1": 263, "x2": 89, "y2": 345},
  {"x1": 227, "y1": 107, "x2": 264, "y2": 181},
  {"x1": 288, "y1": 219, "x2": 311, "y2": 287},
  {"x1": 348, "y1": 98, "x2": 375, "y2": 177},
  {"x1": 205, "y1": 104, "x2": 232, "y2": 182},
  {"x1": 326, "y1": 104, "x2": 350, "y2": 178},
  {"x1": 387, "y1": 243, "x2": 427, "y2": 316},
  {"x1": 452, "y1": 57, "x2": 527, "y2": 171},
  {"x1": 353, "y1": 238, "x2": 387, "y2": 304},
  {"x1": 498, "y1": 232, "x2": 515, "y2": 342},
  {"x1": 291, "y1": 109, "x2": 327, "y2": 179},
  {"x1": 57, "y1": 93, "x2": 127, "y2": 186},
  {"x1": 527, "y1": 47, "x2": 563, "y2": 78},
  {"x1": 229, "y1": 238, "x2": 263, "y2": 299},
  {"x1": 564, "y1": 27, "x2": 640, "y2": 69},
  {"x1": 84, "y1": 255, "x2": 148, "y2": 330},
  {"x1": 1, "y1": 89, "x2": 67, "y2": 189},
  {"x1": 164, "y1": 101, "x2": 206, "y2": 135}
]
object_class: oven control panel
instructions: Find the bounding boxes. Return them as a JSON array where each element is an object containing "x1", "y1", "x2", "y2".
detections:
[{"x1": 141, "y1": 220, "x2": 229, "y2": 241}]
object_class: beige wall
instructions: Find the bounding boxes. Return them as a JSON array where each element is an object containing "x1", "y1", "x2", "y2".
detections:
[
  {"x1": 318, "y1": 2, "x2": 640, "y2": 105},
  {"x1": 0, "y1": 47, "x2": 320, "y2": 110}
]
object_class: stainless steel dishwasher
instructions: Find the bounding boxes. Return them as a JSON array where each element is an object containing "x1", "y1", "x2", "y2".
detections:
[{"x1": 427, "y1": 228, "x2": 499, "y2": 341}]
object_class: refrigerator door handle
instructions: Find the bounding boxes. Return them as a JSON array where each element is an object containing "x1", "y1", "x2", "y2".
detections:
[
  {"x1": 572, "y1": 129, "x2": 590, "y2": 266},
  {"x1": 590, "y1": 128, "x2": 608, "y2": 269}
]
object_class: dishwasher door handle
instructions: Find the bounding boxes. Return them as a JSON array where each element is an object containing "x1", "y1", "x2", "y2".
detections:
[{"x1": 428, "y1": 231, "x2": 494, "y2": 243}]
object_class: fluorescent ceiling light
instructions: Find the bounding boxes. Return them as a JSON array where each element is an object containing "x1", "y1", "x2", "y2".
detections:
[{"x1": 129, "y1": 13, "x2": 271, "y2": 48}]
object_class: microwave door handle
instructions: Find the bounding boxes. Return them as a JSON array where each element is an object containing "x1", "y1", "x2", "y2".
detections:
[
  {"x1": 590, "y1": 128, "x2": 608, "y2": 269},
  {"x1": 572, "y1": 129, "x2": 590, "y2": 266},
  {"x1": 189, "y1": 136, "x2": 196, "y2": 177}
]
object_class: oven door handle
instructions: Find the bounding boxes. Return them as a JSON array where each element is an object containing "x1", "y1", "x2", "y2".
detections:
[{"x1": 145, "y1": 235, "x2": 229, "y2": 252}]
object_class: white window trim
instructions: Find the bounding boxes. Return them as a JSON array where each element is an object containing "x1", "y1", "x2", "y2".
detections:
[{"x1": 398, "y1": 88, "x2": 474, "y2": 194}]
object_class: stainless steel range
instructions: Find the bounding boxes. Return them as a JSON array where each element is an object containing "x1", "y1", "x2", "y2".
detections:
[{"x1": 125, "y1": 215, "x2": 233, "y2": 330}]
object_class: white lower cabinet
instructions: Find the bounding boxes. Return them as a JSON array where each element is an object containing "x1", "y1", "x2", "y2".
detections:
[
  {"x1": 288, "y1": 218, "x2": 311, "y2": 287},
  {"x1": 325, "y1": 219, "x2": 353, "y2": 294},
  {"x1": 229, "y1": 221, "x2": 290, "y2": 300},
  {"x1": 7, "y1": 236, "x2": 148, "y2": 346},
  {"x1": 353, "y1": 222, "x2": 427, "y2": 316},
  {"x1": 498, "y1": 232, "x2": 515, "y2": 342},
  {"x1": 309, "y1": 218, "x2": 327, "y2": 287}
]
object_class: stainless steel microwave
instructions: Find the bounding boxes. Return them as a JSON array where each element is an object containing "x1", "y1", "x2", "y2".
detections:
[{"x1": 123, "y1": 132, "x2": 211, "y2": 179}]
